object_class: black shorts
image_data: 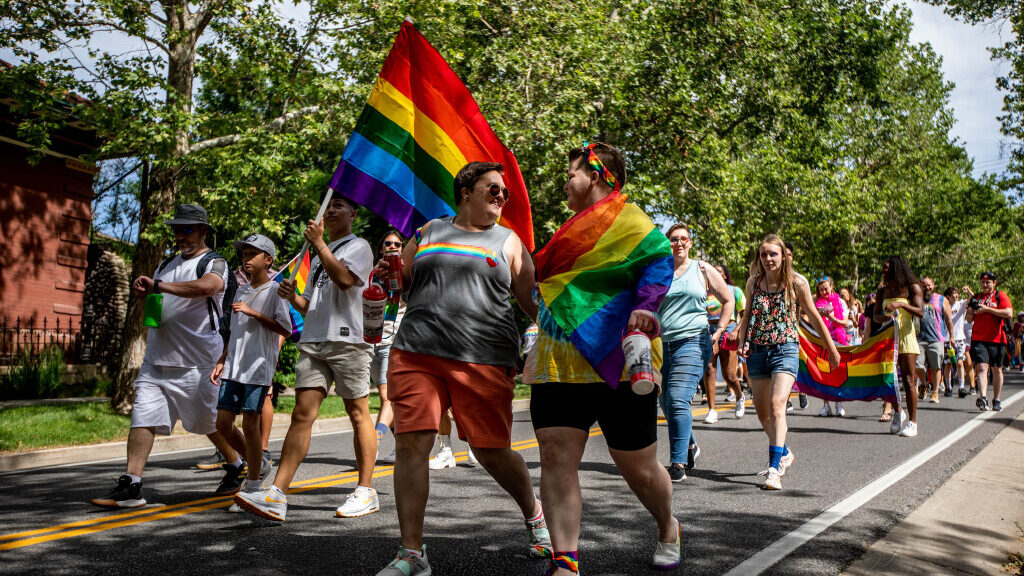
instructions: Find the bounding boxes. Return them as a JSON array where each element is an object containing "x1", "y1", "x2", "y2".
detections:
[
  {"x1": 969, "y1": 341, "x2": 1006, "y2": 367},
  {"x1": 530, "y1": 382, "x2": 657, "y2": 451}
]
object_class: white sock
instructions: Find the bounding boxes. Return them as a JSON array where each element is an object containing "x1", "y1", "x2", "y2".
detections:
[
  {"x1": 270, "y1": 485, "x2": 286, "y2": 498},
  {"x1": 228, "y1": 456, "x2": 243, "y2": 468},
  {"x1": 439, "y1": 435, "x2": 450, "y2": 449},
  {"x1": 126, "y1": 473, "x2": 142, "y2": 484}
]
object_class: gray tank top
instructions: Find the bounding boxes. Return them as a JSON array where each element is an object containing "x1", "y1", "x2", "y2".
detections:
[{"x1": 393, "y1": 218, "x2": 519, "y2": 367}]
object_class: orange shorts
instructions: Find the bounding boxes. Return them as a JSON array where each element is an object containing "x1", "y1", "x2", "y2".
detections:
[{"x1": 387, "y1": 348, "x2": 516, "y2": 449}]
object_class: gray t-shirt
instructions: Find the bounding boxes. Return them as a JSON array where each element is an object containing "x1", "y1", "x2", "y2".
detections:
[
  {"x1": 222, "y1": 280, "x2": 292, "y2": 386},
  {"x1": 394, "y1": 218, "x2": 519, "y2": 367},
  {"x1": 299, "y1": 235, "x2": 373, "y2": 344}
]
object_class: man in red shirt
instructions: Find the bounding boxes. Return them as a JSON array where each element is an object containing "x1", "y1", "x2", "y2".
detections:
[{"x1": 966, "y1": 272, "x2": 1013, "y2": 411}]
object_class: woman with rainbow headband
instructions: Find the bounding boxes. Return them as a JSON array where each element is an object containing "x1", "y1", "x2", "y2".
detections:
[
  {"x1": 735, "y1": 234, "x2": 840, "y2": 490},
  {"x1": 524, "y1": 142, "x2": 678, "y2": 575}
]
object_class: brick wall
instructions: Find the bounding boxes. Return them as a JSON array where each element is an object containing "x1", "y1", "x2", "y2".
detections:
[{"x1": 0, "y1": 141, "x2": 95, "y2": 324}]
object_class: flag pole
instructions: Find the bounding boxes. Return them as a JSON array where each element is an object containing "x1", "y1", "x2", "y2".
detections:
[{"x1": 291, "y1": 187, "x2": 336, "y2": 279}]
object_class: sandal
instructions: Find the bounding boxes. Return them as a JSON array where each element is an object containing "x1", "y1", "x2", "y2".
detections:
[{"x1": 879, "y1": 413, "x2": 892, "y2": 422}]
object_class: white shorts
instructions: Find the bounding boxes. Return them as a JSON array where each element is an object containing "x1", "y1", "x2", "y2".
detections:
[{"x1": 131, "y1": 363, "x2": 218, "y2": 436}]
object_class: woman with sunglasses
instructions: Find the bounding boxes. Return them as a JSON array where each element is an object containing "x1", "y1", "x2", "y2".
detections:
[
  {"x1": 374, "y1": 161, "x2": 548, "y2": 576},
  {"x1": 735, "y1": 235, "x2": 840, "y2": 490},
  {"x1": 371, "y1": 230, "x2": 406, "y2": 465}
]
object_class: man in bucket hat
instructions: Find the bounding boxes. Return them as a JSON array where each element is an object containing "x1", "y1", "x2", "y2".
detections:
[{"x1": 93, "y1": 204, "x2": 245, "y2": 508}]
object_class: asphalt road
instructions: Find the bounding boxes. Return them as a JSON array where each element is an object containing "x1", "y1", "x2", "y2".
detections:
[{"x1": 2, "y1": 375, "x2": 1022, "y2": 576}]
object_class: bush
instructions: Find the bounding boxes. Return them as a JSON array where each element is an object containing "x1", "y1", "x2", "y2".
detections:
[
  {"x1": 276, "y1": 339, "x2": 298, "y2": 375},
  {"x1": 0, "y1": 346, "x2": 66, "y2": 401}
]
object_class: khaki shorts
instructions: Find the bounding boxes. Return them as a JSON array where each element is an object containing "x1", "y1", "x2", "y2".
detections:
[{"x1": 295, "y1": 341, "x2": 372, "y2": 399}]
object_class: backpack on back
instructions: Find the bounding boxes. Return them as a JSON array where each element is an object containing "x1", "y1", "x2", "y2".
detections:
[{"x1": 157, "y1": 251, "x2": 237, "y2": 344}]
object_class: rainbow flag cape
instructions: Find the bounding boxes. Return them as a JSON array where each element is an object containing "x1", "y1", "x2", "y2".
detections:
[
  {"x1": 795, "y1": 322, "x2": 899, "y2": 403},
  {"x1": 329, "y1": 20, "x2": 534, "y2": 251},
  {"x1": 533, "y1": 192, "x2": 673, "y2": 386},
  {"x1": 273, "y1": 251, "x2": 311, "y2": 342}
]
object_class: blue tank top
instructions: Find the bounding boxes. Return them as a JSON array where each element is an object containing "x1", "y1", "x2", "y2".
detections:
[{"x1": 659, "y1": 260, "x2": 708, "y2": 342}]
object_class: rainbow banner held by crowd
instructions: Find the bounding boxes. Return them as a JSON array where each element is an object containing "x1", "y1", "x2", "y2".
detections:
[
  {"x1": 795, "y1": 322, "x2": 899, "y2": 403},
  {"x1": 328, "y1": 19, "x2": 534, "y2": 251},
  {"x1": 273, "y1": 251, "x2": 310, "y2": 342},
  {"x1": 533, "y1": 192, "x2": 673, "y2": 386}
]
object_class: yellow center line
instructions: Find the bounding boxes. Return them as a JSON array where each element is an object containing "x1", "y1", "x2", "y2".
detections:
[{"x1": 0, "y1": 397, "x2": 760, "y2": 551}]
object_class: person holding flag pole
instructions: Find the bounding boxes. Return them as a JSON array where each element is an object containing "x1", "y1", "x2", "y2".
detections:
[{"x1": 235, "y1": 190, "x2": 380, "y2": 521}]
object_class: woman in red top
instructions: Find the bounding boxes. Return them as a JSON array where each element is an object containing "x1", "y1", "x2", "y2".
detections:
[{"x1": 966, "y1": 271, "x2": 1013, "y2": 411}]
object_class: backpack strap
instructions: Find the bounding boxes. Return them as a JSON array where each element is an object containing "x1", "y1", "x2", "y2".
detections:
[
  {"x1": 156, "y1": 254, "x2": 177, "y2": 276},
  {"x1": 196, "y1": 251, "x2": 227, "y2": 333},
  {"x1": 309, "y1": 238, "x2": 355, "y2": 290}
]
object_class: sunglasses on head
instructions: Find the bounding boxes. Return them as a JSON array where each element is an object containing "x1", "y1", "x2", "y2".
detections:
[{"x1": 475, "y1": 183, "x2": 510, "y2": 201}]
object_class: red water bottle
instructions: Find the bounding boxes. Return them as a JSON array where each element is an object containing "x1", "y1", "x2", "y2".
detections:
[{"x1": 363, "y1": 272, "x2": 387, "y2": 344}]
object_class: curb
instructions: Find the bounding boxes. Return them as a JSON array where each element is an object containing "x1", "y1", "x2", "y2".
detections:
[{"x1": 0, "y1": 398, "x2": 532, "y2": 473}]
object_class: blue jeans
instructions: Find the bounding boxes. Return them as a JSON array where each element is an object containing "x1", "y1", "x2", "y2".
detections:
[{"x1": 660, "y1": 329, "x2": 711, "y2": 464}]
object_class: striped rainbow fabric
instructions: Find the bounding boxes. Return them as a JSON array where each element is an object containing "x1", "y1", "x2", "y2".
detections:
[
  {"x1": 273, "y1": 251, "x2": 311, "y2": 341},
  {"x1": 533, "y1": 192, "x2": 673, "y2": 386},
  {"x1": 329, "y1": 19, "x2": 534, "y2": 251},
  {"x1": 795, "y1": 322, "x2": 899, "y2": 403}
]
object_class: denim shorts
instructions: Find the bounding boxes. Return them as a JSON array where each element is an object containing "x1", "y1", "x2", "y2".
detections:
[
  {"x1": 746, "y1": 341, "x2": 799, "y2": 379},
  {"x1": 216, "y1": 379, "x2": 269, "y2": 414}
]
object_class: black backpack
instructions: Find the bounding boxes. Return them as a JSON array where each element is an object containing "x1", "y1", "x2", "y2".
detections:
[{"x1": 157, "y1": 251, "x2": 238, "y2": 344}]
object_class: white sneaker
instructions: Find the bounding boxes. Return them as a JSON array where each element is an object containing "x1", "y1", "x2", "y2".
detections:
[
  {"x1": 376, "y1": 546, "x2": 431, "y2": 576},
  {"x1": 465, "y1": 447, "x2": 479, "y2": 467},
  {"x1": 835, "y1": 402, "x2": 846, "y2": 417},
  {"x1": 428, "y1": 446, "x2": 456, "y2": 470},
  {"x1": 890, "y1": 409, "x2": 906, "y2": 435},
  {"x1": 734, "y1": 394, "x2": 745, "y2": 418},
  {"x1": 759, "y1": 467, "x2": 782, "y2": 490},
  {"x1": 899, "y1": 421, "x2": 918, "y2": 438},
  {"x1": 704, "y1": 409, "x2": 719, "y2": 424},
  {"x1": 725, "y1": 391, "x2": 737, "y2": 403},
  {"x1": 380, "y1": 449, "x2": 396, "y2": 464},
  {"x1": 235, "y1": 487, "x2": 287, "y2": 521},
  {"x1": 336, "y1": 486, "x2": 380, "y2": 517},
  {"x1": 819, "y1": 403, "x2": 833, "y2": 417},
  {"x1": 778, "y1": 449, "x2": 795, "y2": 477},
  {"x1": 651, "y1": 517, "x2": 681, "y2": 569}
]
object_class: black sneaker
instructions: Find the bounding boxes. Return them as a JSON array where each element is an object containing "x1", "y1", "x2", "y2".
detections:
[
  {"x1": 196, "y1": 449, "x2": 225, "y2": 471},
  {"x1": 786, "y1": 400, "x2": 794, "y2": 413},
  {"x1": 667, "y1": 463, "x2": 687, "y2": 483},
  {"x1": 214, "y1": 462, "x2": 247, "y2": 496},
  {"x1": 944, "y1": 387, "x2": 952, "y2": 397},
  {"x1": 992, "y1": 399, "x2": 1002, "y2": 412},
  {"x1": 976, "y1": 397, "x2": 989, "y2": 412},
  {"x1": 686, "y1": 443, "x2": 701, "y2": 470},
  {"x1": 92, "y1": 475, "x2": 146, "y2": 508},
  {"x1": 798, "y1": 394, "x2": 808, "y2": 409},
  {"x1": 958, "y1": 387, "x2": 968, "y2": 399}
]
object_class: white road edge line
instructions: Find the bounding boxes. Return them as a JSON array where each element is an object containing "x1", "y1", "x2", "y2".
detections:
[{"x1": 723, "y1": 387, "x2": 1024, "y2": 576}]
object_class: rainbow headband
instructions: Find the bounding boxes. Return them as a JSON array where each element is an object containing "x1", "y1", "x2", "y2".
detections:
[{"x1": 583, "y1": 142, "x2": 621, "y2": 192}]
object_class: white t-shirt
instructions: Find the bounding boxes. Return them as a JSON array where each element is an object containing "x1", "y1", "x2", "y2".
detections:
[
  {"x1": 950, "y1": 299, "x2": 968, "y2": 341},
  {"x1": 300, "y1": 235, "x2": 373, "y2": 344},
  {"x1": 222, "y1": 280, "x2": 292, "y2": 386},
  {"x1": 144, "y1": 251, "x2": 229, "y2": 368}
]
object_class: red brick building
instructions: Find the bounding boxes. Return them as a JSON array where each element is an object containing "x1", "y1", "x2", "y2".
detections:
[{"x1": 0, "y1": 76, "x2": 101, "y2": 327}]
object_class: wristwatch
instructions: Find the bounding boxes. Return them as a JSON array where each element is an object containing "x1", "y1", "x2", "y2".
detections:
[{"x1": 153, "y1": 279, "x2": 162, "y2": 294}]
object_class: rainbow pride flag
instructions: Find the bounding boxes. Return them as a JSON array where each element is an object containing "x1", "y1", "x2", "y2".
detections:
[
  {"x1": 533, "y1": 192, "x2": 673, "y2": 386},
  {"x1": 795, "y1": 322, "x2": 899, "y2": 403},
  {"x1": 273, "y1": 251, "x2": 311, "y2": 341},
  {"x1": 328, "y1": 19, "x2": 534, "y2": 251}
]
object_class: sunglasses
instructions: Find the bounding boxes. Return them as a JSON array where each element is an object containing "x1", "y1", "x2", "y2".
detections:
[
  {"x1": 172, "y1": 226, "x2": 196, "y2": 235},
  {"x1": 475, "y1": 183, "x2": 510, "y2": 202},
  {"x1": 383, "y1": 240, "x2": 402, "y2": 248},
  {"x1": 669, "y1": 236, "x2": 690, "y2": 245}
]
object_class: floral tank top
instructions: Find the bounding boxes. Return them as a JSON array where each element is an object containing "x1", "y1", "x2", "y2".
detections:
[{"x1": 749, "y1": 278, "x2": 799, "y2": 345}]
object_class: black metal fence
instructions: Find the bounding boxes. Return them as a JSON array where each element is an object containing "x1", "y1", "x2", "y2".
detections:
[{"x1": 0, "y1": 316, "x2": 100, "y2": 365}]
